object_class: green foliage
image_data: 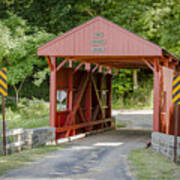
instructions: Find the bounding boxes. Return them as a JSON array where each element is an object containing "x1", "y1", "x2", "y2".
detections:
[
  {"x1": 1, "y1": 13, "x2": 54, "y2": 86},
  {"x1": 0, "y1": 0, "x2": 179, "y2": 59},
  {"x1": 18, "y1": 98, "x2": 49, "y2": 119},
  {"x1": 33, "y1": 67, "x2": 50, "y2": 87},
  {"x1": 112, "y1": 70, "x2": 153, "y2": 109},
  {"x1": 8, "y1": 79, "x2": 49, "y2": 101},
  {"x1": 0, "y1": 12, "x2": 55, "y2": 102},
  {"x1": 0, "y1": 0, "x2": 179, "y2": 107},
  {"x1": 0, "y1": 98, "x2": 49, "y2": 129},
  {"x1": 112, "y1": 70, "x2": 133, "y2": 96}
]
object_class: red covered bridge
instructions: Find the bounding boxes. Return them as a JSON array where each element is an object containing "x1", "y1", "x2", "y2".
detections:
[{"x1": 38, "y1": 16, "x2": 180, "y2": 139}]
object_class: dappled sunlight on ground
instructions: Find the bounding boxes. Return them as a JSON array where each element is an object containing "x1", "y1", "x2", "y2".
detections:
[{"x1": 93, "y1": 142, "x2": 123, "y2": 147}]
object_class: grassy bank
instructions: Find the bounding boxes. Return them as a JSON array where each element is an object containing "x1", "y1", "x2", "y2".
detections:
[
  {"x1": 0, "y1": 145, "x2": 61, "y2": 176},
  {"x1": 0, "y1": 99, "x2": 49, "y2": 129},
  {"x1": 128, "y1": 149, "x2": 180, "y2": 180}
]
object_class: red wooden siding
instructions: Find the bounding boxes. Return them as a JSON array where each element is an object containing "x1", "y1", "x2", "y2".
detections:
[
  {"x1": 55, "y1": 67, "x2": 114, "y2": 139},
  {"x1": 37, "y1": 16, "x2": 180, "y2": 139},
  {"x1": 38, "y1": 16, "x2": 162, "y2": 57}
]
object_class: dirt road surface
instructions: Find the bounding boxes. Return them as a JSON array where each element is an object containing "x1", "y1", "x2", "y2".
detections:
[
  {"x1": 113, "y1": 109, "x2": 153, "y2": 130},
  {"x1": 1, "y1": 129, "x2": 150, "y2": 180}
]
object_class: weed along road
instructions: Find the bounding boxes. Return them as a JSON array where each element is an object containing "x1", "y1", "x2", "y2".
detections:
[{"x1": 1, "y1": 130, "x2": 150, "y2": 180}]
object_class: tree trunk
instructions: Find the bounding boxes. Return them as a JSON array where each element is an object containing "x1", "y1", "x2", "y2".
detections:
[
  {"x1": 12, "y1": 79, "x2": 25, "y2": 105},
  {"x1": 13, "y1": 85, "x2": 19, "y2": 105},
  {"x1": 133, "y1": 70, "x2": 138, "y2": 91},
  {"x1": 15, "y1": 90, "x2": 19, "y2": 104}
]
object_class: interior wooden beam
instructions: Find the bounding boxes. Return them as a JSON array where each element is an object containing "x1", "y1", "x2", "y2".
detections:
[
  {"x1": 92, "y1": 64, "x2": 99, "y2": 73},
  {"x1": 65, "y1": 74, "x2": 90, "y2": 136},
  {"x1": 91, "y1": 75, "x2": 105, "y2": 118},
  {"x1": 56, "y1": 58, "x2": 68, "y2": 72},
  {"x1": 73, "y1": 62, "x2": 85, "y2": 72},
  {"x1": 92, "y1": 105, "x2": 100, "y2": 121},
  {"x1": 143, "y1": 59, "x2": 155, "y2": 72},
  {"x1": 56, "y1": 118, "x2": 113, "y2": 133},
  {"x1": 78, "y1": 108, "x2": 86, "y2": 122},
  {"x1": 46, "y1": 56, "x2": 53, "y2": 71}
]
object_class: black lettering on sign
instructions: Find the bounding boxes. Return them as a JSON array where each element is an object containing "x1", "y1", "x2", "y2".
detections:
[
  {"x1": 93, "y1": 32, "x2": 104, "y2": 38},
  {"x1": 91, "y1": 47, "x2": 105, "y2": 52},
  {"x1": 91, "y1": 40, "x2": 106, "y2": 45}
]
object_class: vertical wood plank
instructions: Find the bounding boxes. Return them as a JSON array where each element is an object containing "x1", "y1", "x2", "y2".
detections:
[
  {"x1": 108, "y1": 75, "x2": 112, "y2": 118},
  {"x1": 67, "y1": 70, "x2": 73, "y2": 111},
  {"x1": 50, "y1": 57, "x2": 57, "y2": 127},
  {"x1": 85, "y1": 63, "x2": 91, "y2": 72},
  {"x1": 68, "y1": 69, "x2": 74, "y2": 135},
  {"x1": 153, "y1": 57, "x2": 160, "y2": 132},
  {"x1": 85, "y1": 79, "x2": 92, "y2": 131}
]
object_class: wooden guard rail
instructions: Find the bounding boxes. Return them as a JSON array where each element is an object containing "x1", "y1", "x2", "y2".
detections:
[{"x1": 56, "y1": 118, "x2": 114, "y2": 133}]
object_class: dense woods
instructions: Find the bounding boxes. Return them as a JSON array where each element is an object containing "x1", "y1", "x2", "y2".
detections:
[{"x1": 0, "y1": 0, "x2": 179, "y2": 108}]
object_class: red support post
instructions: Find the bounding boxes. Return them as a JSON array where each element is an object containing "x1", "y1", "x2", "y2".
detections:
[
  {"x1": 105, "y1": 67, "x2": 112, "y2": 75},
  {"x1": 108, "y1": 75, "x2": 112, "y2": 118},
  {"x1": 108, "y1": 67, "x2": 112, "y2": 74},
  {"x1": 67, "y1": 71, "x2": 73, "y2": 111},
  {"x1": 68, "y1": 69, "x2": 74, "y2": 135},
  {"x1": 69, "y1": 60, "x2": 73, "y2": 68},
  {"x1": 153, "y1": 57, "x2": 160, "y2": 132},
  {"x1": 85, "y1": 63, "x2": 91, "y2": 72},
  {"x1": 50, "y1": 57, "x2": 57, "y2": 127},
  {"x1": 46, "y1": 56, "x2": 53, "y2": 71},
  {"x1": 99, "y1": 66, "x2": 102, "y2": 73}
]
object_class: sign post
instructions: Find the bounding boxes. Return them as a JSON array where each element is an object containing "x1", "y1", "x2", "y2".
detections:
[
  {"x1": 172, "y1": 74, "x2": 180, "y2": 163},
  {"x1": 2, "y1": 95, "x2": 6, "y2": 155},
  {"x1": 0, "y1": 68, "x2": 8, "y2": 155}
]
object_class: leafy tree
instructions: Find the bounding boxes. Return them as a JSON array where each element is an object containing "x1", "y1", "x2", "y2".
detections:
[
  {"x1": 0, "y1": 13, "x2": 55, "y2": 104},
  {"x1": 0, "y1": 0, "x2": 179, "y2": 105}
]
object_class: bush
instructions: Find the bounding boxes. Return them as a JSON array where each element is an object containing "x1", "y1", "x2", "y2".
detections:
[
  {"x1": 112, "y1": 71, "x2": 153, "y2": 109},
  {"x1": 0, "y1": 98, "x2": 49, "y2": 129},
  {"x1": 19, "y1": 98, "x2": 49, "y2": 119}
]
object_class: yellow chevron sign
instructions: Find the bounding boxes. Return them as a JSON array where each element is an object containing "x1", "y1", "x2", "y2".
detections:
[
  {"x1": 172, "y1": 74, "x2": 180, "y2": 104},
  {"x1": 0, "y1": 68, "x2": 7, "y2": 96}
]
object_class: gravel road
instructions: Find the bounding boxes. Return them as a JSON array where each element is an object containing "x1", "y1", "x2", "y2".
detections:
[
  {"x1": 113, "y1": 109, "x2": 153, "y2": 130},
  {"x1": 1, "y1": 129, "x2": 150, "y2": 180}
]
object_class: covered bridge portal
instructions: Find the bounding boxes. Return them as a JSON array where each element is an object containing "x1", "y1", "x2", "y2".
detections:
[{"x1": 38, "y1": 16, "x2": 179, "y2": 139}]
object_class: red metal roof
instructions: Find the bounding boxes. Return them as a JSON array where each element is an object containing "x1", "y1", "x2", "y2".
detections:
[{"x1": 38, "y1": 16, "x2": 162, "y2": 57}]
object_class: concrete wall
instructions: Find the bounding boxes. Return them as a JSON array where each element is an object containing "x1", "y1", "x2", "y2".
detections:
[
  {"x1": 151, "y1": 132, "x2": 180, "y2": 162},
  {"x1": 23, "y1": 127, "x2": 55, "y2": 149},
  {"x1": 0, "y1": 127, "x2": 55, "y2": 154}
]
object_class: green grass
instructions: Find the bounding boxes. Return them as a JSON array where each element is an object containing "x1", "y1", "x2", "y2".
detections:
[
  {"x1": 0, "y1": 99, "x2": 49, "y2": 129},
  {"x1": 112, "y1": 101, "x2": 153, "y2": 110},
  {"x1": 0, "y1": 145, "x2": 61, "y2": 176},
  {"x1": 128, "y1": 148, "x2": 180, "y2": 180},
  {"x1": 116, "y1": 122, "x2": 127, "y2": 128}
]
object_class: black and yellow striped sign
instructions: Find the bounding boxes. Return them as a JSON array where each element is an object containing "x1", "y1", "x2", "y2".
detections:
[
  {"x1": 0, "y1": 68, "x2": 7, "y2": 96},
  {"x1": 172, "y1": 74, "x2": 180, "y2": 104}
]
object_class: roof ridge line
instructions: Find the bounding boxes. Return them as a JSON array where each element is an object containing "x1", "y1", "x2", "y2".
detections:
[{"x1": 38, "y1": 16, "x2": 102, "y2": 51}]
